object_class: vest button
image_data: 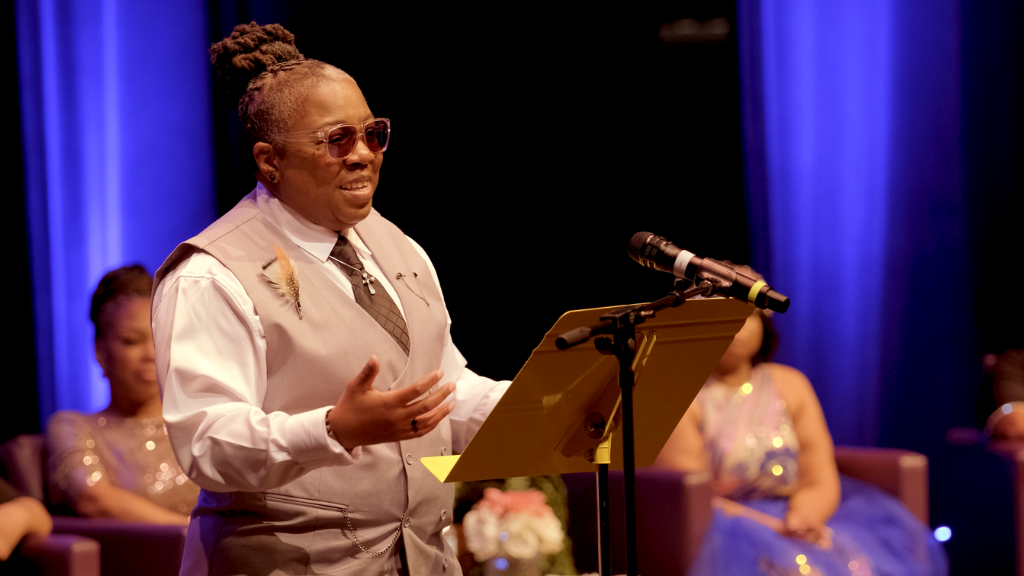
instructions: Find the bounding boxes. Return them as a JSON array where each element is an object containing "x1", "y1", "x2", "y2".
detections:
[
  {"x1": 403, "y1": 517, "x2": 414, "y2": 528},
  {"x1": 405, "y1": 454, "x2": 414, "y2": 465}
]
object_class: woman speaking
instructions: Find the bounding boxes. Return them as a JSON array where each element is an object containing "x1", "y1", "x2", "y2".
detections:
[{"x1": 153, "y1": 23, "x2": 508, "y2": 576}]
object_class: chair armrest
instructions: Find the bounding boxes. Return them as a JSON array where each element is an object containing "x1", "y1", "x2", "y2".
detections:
[
  {"x1": 984, "y1": 438, "x2": 1024, "y2": 461},
  {"x1": 834, "y1": 446, "x2": 929, "y2": 525},
  {"x1": 937, "y1": 428, "x2": 1024, "y2": 574},
  {"x1": 52, "y1": 516, "x2": 186, "y2": 576},
  {"x1": 17, "y1": 534, "x2": 100, "y2": 576},
  {"x1": 634, "y1": 468, "x2": 713, "y2": 576},
  {"x1": 979, "y1": 438, "x2": 1024, "y2": 576},
  {"x1": 564, "y1": 468, "x2": 712, "y2": 576}
]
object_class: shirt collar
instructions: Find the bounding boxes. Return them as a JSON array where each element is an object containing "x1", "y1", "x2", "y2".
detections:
[{"x1": 254, "y1": 183, "x2": 373, "y2": 263}]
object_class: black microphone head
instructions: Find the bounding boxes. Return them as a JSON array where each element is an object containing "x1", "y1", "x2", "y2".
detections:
[
  {"x1": 765, "y1": 289, "x2": 791, "y2": 313},
  {"x1": 627, "y1": 232, "x2": 655, "y2": 263},
  {"x1": 628, "y1": 232, "x2": 683, "y2": 273}
]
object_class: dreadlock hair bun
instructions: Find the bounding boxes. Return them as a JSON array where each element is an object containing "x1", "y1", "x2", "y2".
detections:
[
  {"x1": 210, "y1": 22, "x2": 352, "y2": 174},
  {"x1": 210, "y1": 22, "x2": 304, "y2": 105}
]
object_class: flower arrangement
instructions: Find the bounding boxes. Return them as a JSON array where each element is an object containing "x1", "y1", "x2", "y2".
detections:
[{"x1": 463, "y1": 488, "x2": 565, "y2": 562}]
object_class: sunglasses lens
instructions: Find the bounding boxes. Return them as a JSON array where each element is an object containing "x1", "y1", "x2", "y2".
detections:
[
  {"x1": 364, "y1": 120, "x2": 389, "y2": 153},
  {"x1": 326, "y1": 125, "x2": 358, "y2": 158},
  {"x1": 325, "y1": 120, "x2": 390, "y2": 158}
]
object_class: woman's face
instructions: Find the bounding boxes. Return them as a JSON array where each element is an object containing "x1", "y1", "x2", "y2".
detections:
[
  {"x1": 715, "y1": 311, "x2": 764, "y2": 375},
  {"x1": 95, "y1": 296, "x2": 158, "y2": 407},
  {"x1": 271, "y1": 76, "x2": 383, "y2": 231}
]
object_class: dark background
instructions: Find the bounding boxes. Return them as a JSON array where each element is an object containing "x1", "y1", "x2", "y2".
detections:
[
  {"x1": 962, "y1": 0, "x2": 1024, "y2": 356},
  {"x1": 6, "y1": 1, "x2": 1022, "y2": 466},
  {"x1": 7, "y1": 0, "x2": 40, "y2": 444}
]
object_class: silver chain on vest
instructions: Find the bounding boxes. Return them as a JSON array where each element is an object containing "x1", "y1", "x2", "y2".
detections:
[
  {"x1": 342, "y1": 510, "x2": 405, "y2": 558},
  {"x1": 329, "y1": 255, "x2": 378, "y2": 295}
]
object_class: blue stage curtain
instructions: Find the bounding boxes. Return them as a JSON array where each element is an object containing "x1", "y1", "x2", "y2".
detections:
[
  {"x1": 16, "y1": 0, "x2": 215, "y2": 417},
  {"x1": 738, "y1": 0, "x2": 976, "y2": 447}
]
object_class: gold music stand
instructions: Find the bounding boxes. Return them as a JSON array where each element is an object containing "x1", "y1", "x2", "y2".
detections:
[
  {"x1": 424, "y1": 297, "x2": 751, "y2": 483},
  {"x1": 423, "y1": 296, "x2": 751, "y2": 575}
]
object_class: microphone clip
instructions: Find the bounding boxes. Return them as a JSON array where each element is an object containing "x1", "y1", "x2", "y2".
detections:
[{"x1": 670, "y1": 278, "x2": 716, "y2": 305}]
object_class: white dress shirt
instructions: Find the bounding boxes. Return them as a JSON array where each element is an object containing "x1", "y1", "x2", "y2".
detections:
[{"x1": 153, "y1": 185, "x2": 509, "y2": 492}]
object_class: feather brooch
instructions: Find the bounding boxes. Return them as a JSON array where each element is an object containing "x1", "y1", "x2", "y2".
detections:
[{"x1": 263, "y1": 244, "x2": 303, "y2": 319}]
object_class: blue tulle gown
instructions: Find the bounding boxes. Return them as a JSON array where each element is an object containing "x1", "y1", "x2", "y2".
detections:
[{"x1": 687, "y1": 365, "x2": 948, "y2": 576}]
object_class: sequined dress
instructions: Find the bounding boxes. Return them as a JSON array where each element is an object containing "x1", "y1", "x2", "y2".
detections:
[
  {"x1": 688, "y1": 365, "x2": 947, "y2": 576},
  {"x1": 46, "y1": 410, "x2": 200, "y2": 516}
]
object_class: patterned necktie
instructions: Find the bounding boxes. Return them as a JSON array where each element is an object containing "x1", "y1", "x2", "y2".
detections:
[{"x1": 330, "y1": 235, "x2": 410, "y2": 355}]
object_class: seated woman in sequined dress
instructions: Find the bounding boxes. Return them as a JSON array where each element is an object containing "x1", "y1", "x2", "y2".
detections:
[
  {"x1": 45, "y1": 266, "x2": 199, "y2": 525},
  {"x1": 654, "y1": 286, "x2": 947, "y2": 576}
]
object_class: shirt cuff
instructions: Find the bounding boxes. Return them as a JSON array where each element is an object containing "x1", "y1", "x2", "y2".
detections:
[
  {"x1": 285, "y1": 406, "x2": 362, "y2": 464},
  {"x1": 480, "y1": 381, "x2": 511, "y2": 414}
]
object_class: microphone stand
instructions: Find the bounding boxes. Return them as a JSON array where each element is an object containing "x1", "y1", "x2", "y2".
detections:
[{"x1": 556, "y1": 278, "x2": 716, "y2": 576}]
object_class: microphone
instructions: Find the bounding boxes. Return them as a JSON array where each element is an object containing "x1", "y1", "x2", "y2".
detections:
[{"x1": 627, "y1": 232, "x2": 791, "y2": 313}]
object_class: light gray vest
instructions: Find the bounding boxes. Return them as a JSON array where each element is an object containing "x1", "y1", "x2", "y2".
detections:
[{"x1": 156, "y1": 194, "x2": 457, "y2": 576}]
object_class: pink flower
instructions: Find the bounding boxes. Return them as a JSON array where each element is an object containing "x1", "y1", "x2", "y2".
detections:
[
  {"x1": 504, "y1": 490, "x2": 552, "y2": 518},
  {"x1": 474, "y1": 487, "x2": 509, "y2": 516},
  {"x1": 473, "y1": 488, "x2": 554, "y2": 518}
]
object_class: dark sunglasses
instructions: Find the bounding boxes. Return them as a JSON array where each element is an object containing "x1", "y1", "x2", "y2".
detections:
[{"x1": 272, "y1": 118, "x2": 390, "y2": 158}]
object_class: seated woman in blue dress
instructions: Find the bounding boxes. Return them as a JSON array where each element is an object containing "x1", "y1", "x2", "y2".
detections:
[{"x1": 654, "y1": 287, "x2": 947, "y2": 576}]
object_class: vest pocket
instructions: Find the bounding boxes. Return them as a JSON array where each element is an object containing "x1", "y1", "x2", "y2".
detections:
[
  {"x1": 263, "y1": 491, "x2": 401, "y2": 570},
  {"x1": 263, "y1": 491, "x2": 348, "y2": 512}
]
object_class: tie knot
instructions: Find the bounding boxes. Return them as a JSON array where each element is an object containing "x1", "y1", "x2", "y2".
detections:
[{"x1": 330, "y1": 235, "x2": 364, "y2": 272}]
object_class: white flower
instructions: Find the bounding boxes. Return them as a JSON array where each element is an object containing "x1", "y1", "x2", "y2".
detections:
[
  {"x1": 463, "y1": 489, "x2": 565, "y2": 562},
  {"x1": 533, "y1": 514, "x2": 564, "y2": 554},
  {"x1": 501, "y1": 513, "x2": 541, "y2": 559},
  {"x1": 463, "y1": 509, "x2": 500, "y2": 561}
]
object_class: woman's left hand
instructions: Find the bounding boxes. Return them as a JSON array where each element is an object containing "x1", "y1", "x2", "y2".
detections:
[
  {"x1": 783, "y1": 509, "x2": 833, "y2": 549},
  {"x1": 713, "y1": 497, "x2": 834, "y2": 550}
]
